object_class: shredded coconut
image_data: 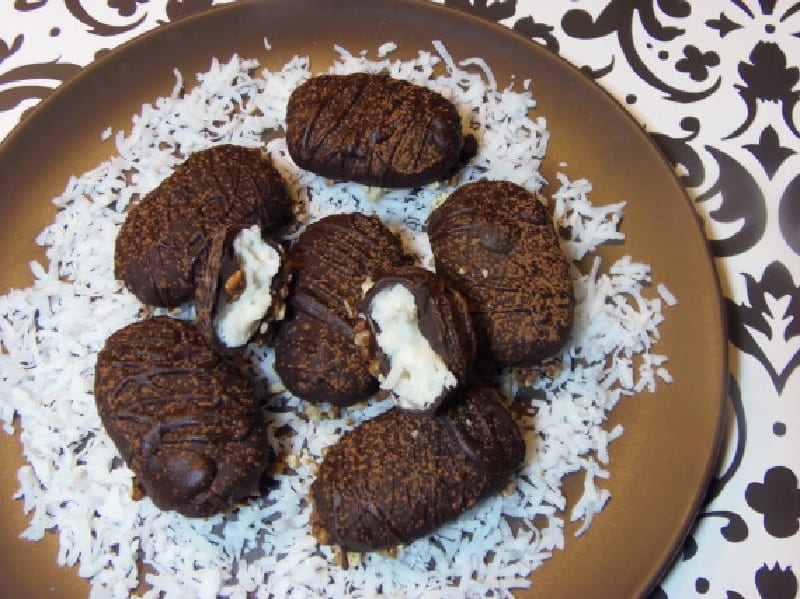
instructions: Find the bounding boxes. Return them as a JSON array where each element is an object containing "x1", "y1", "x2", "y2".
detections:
[
  {"x1": 377, "y1": 42, "x2": 398, "y2": 57},
  {"x1": 0, "y1": 42, "x2": 674, "y2": 598}
]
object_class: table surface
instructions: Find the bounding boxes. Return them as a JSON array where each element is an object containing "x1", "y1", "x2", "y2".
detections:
[{"x1": 0, "y1": 1, "x2": 798, "y2": 598}]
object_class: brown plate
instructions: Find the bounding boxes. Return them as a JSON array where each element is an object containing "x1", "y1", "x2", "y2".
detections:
[{"x1": 0, "y1": 1, "x2": 726, "y2": 597}]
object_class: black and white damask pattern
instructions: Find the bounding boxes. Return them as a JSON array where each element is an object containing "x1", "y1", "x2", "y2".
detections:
[
  {"x1": 447, "y1": 4, "x2": 800, "y2": 596},
  {"x1": 1, "y1": 1, "x2": 798, "y2": 598},
  {"x1": 0, "y1": 0, "x2": 235, "y2": 136}
]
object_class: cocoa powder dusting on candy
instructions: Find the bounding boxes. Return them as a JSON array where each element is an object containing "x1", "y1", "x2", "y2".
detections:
[
  {"x1": 428, "y1": 180, "x2": 574, "y2": 367},
  {"x1": 285, "y1": 73, "x2": 475, "y2": 187},
  {"x1": 94, "y1": 316, "x2": 269, "y2": 518},
  {"x1": 310, "y1": 384, "x2": 525, "y2": 552},
  {"x1": 114, "y1": 144, "x2": 292, "y2": 308}
]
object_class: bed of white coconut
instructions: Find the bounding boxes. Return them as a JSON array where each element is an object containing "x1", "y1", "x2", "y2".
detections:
[{"x1": 0, "y1": 42, "x2": 675, "y2": 598}]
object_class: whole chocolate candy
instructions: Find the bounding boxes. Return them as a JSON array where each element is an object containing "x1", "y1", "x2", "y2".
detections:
[
  {"x1": 195, "y1": 224, "x2": 290, "y2": 354},
  {"x1": 285, "y1": 73, "x2": 476, "y2": 187},
  {"x1": 358, "y1": 265, "x2": 476, "y2": 415},
  {"x1": 94, "y1": 316, "x2": 268, "y2": 518},
  {"x1": 310, "y1": 384, "x2": 525, "y2": 552},
  {"x1": 115, "y1": 144, "x2": 293, "y2": 308},
  {"x1": 427, "y1": 180, "x2": 574, "y2": 367},
  {"x1": 274, "y1": 213, "x2": 407, "y2": 406}
]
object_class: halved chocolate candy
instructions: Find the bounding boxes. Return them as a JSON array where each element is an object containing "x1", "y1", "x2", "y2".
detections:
[
  {"x1": 114, "y1": 144, "x2": 293, "y2": 308},
  {"x1": 274, "y1": 212, "x2": 407, "y2": 406},
  {"x1": 358, "y1": 265, "x2": 476, "y2": 415},
  {"x1": 427, "y1": 180, "x2": 575, "y2": 367},
  {"x1": 93, "y1": 316, "x2": 269, "y2": 518},
  {"x1": 310, "y1": 383, "x2": 525, "y2": 552},
  {"x1": 286, "y1": 73, "x2": 476, "y2": 187},
  {"x1": 195, "y1": 224, "x2": 290, "y2": 353}
]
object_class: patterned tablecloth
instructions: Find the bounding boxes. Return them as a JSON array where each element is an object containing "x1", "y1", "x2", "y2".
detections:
[{"x1": 0, "y1": 1, "x2": 798, "y2": 598}]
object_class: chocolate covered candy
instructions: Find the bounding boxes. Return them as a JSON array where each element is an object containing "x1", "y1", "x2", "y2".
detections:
[
  {"x1": 358, "y1": 265, "x2": 476, "y2": 415},
  {"x1": 115, "y1": 144, "x2": 292, "y2": 307},
  {"x1": 427, "y1": 180, "x2": 574, "y2": 366},
  {"x1": 274, "y1": 311, "x2": 378, "y2": 407},
  {"x1": 94, "y1": 316, "x2": 268, "y2": 517},
  {"x1": 310, "y1": 384, "x2": 525, "y2": 552},
  {"x1": 195, "y1": 224, "x2": 290, "y2": 353},
  {"x1": 274, "y1": 213, "x2": 406, "y2": 406},
  {"x1": 285, "y1": 73, "x2": 476, "y2": 187}
]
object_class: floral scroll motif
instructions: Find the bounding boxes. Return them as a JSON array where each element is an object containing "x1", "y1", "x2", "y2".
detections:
[
  {"x1": 726, "y1": 261, "x2": 800, "y2": 394},
  {"x1": 560, "y1": 0, "x2": 721, "y2": 102}
]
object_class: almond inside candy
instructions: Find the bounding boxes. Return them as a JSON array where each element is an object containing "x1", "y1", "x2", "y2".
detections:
[{"x1": 223, "y1": 269, "x2": 246, "y2": 302}]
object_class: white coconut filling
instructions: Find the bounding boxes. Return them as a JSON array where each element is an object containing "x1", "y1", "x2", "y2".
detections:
[
  {"x1": 369, "y1": 284, "x2": 457, "y2": 411},
  {"x1": 214, "y1": 225, "x2": 281, "y2": 347}
]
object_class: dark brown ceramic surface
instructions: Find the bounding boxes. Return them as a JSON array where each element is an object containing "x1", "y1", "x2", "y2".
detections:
[{"x1": 0, "y1": 1, "x2": 726, "y2": 597}]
